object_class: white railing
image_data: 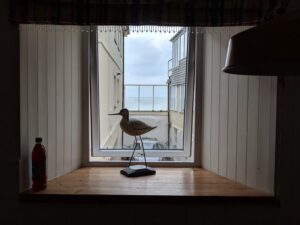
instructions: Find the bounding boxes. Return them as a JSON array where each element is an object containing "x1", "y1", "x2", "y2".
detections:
[{"x1": 124, "y1": 84, "x2": 168, "y2": 111}]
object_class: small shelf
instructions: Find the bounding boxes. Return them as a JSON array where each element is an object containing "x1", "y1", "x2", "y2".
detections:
[{"x1": 20, "y1": 167, "x2": 275, "y2": 204}]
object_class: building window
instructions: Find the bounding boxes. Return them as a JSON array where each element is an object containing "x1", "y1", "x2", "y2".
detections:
[
  {"x1": 179, "y1": 84, "x2": 185, "y2": 113},
  {"x1": 170, "y1": 85, "x2": 177, "y2": 111},
  {"x1": 171, "y1": 28, "x2": 188, "y2": 69},
  {"x1": 184, "y1": 31, "x2": 188, "y2": 57}
]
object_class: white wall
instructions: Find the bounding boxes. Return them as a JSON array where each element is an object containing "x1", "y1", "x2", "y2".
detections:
[
  {"x1": 20, "y1": 24, "x2": 83, "y2": 190},
  {"x1": 201, "y1": 27, "x2": 277, "y2": 194},
  {"x1": 97, "y1": 29, "x2": 124, "y2": 148}
]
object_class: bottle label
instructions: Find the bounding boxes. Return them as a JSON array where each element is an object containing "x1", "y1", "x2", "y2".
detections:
[{"x1": 32, "y1": 160, "x2": 46, "y2": 180}]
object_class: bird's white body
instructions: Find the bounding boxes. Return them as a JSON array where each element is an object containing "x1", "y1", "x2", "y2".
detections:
[{"x1": 120, "y1": 117, "x2": 156, "y2": 136}]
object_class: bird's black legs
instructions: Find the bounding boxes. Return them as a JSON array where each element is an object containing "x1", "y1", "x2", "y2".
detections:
[
  {"x1": 139, "y1": 135, "x2": 148, "y2": 168},
  {"x1": 128, "y1": 136, "x2": 138, "y2": 167},
  {"x1": 128, "y1": 136, "x2": 148, "y2": 168}
]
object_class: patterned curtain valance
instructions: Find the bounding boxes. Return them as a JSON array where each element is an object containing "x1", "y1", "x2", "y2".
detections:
[{"x1": 12, "y1": 0, "x2": 290, "y2": 26}]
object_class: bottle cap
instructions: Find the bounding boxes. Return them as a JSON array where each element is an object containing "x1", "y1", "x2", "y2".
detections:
[{"x1": 35, "y1": 137, "x2": 43, "y2": 143}]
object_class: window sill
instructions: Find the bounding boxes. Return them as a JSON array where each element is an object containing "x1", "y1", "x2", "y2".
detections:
[{"x1": 20, "y1": 167, "x2": 275, "y2": 204}]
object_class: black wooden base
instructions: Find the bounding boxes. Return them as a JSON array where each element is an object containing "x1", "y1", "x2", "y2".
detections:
[{"x1": 120, "y1": 165, "x2": 156, "y2": 177}]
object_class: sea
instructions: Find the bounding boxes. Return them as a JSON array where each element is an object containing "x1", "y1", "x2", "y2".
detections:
[{"x1": 125, "y1": 97, "x2": 168, "y2": 111}]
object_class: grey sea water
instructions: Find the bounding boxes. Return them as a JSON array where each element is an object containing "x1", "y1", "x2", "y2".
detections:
[{"x1": 125, "y1": 97, "x2": 168, "y2": 111}]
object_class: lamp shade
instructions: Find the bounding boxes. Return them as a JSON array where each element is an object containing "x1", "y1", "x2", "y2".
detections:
[{"x1": 223, "y1": 12, "x2": 300, "y2": 76}]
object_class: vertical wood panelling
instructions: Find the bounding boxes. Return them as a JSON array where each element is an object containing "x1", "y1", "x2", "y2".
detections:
[
  {"x1": 37, "y1": 25, "x2": 48, "y2": 156},
  {"x1": 201, "y1": 27, "x2": 277, "y2": 193},
  {"x1": 268, "y1": 77, "x2": 277, "y2": 194},
  {"x1": 236, "y1": 76, "x2": 248, "y2": 183},
  {"x1": 20, "y1": 25, "x2": 29, "y2": 189},
  {"x1": 227, "y1": 74, "x2": 238, "y2": 180},
  {"x1": 55, "y1": 28, "x2": 65, "y2": 176},
  {"x1": 246, "y1": 76, "x2": 259, "y2": 187},
  {"x1": 71, "y1": 27, "x2": 82, "y2": 170},
  {"x1": 47, "y1": 25, "x2": 57, "y2": 179},
  {"x1": 20, "y1": 25, "x2": 83, "y2": 189},
  {"x1": 218, "y1": 31, "x2": 229, "y2": 177},
  {"x1": 63, "y1": 27, "x2": 73, "y2": 172},
  {"x1": 257, "y1": 77, "x2": 272, "y2": 191},
  {"x1": 27, "y1": 25, "x2": 38, "y2": 165},
  {"x1": 210, "y1": 31, "x2": 221, "y2": 173},
  {"x1": 201, "y1": 30, "x2": 213, "y2": 170}
]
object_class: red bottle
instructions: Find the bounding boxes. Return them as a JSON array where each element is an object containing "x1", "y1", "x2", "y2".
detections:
[{"x1": 32, "y1": 137, "x2": 47, "y2": 192}]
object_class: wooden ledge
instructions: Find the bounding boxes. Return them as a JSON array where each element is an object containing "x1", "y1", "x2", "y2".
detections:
[{"x1": 20, "y1": 167, "x2": 275, "y2": 204}]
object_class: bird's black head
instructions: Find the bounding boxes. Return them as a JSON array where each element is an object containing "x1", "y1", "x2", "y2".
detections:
[
  {"x1": 108, "y1": 108, "x2": 129, "y2": 120},
  {"x1": 119, "y1": 108, "x2": 129, "y2": 117}
]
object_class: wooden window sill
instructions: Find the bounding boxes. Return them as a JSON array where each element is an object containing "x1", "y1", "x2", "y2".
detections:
[{"x1": 20, "y1": 167, "x2": 275, "y2": 204}]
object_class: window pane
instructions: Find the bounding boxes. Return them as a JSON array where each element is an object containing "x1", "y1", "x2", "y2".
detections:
[
  {"x1": 177, "y1": 39, "x2": 179, "y2": 65},
  {"x1": 95, "y1": 26, "x2": 191, "y2": 156},
  {"x1": 180, "y1": 84, "x2": 185, "y2": 112},
  {"x1": 170, "y1": 85, "x2": 177, "y2": 111},
  {"x1": 154, "y1": 86, "x2": 168, "y2": 111},
  {"x1": 139, "y1": 86, "x2": 153, "y2": 111},
  {"x1": 125, "y1": 86, "x2": 139, "y2": 110}
]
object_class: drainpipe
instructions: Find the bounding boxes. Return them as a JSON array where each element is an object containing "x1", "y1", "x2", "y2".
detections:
[{"x1": 167, "y1": 79, "x2": 171, "y2": 149}]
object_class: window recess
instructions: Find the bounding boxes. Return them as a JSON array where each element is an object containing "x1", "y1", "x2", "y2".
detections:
[{"x1": 19, "y1": 24, "x2": 276, "y2": 196}]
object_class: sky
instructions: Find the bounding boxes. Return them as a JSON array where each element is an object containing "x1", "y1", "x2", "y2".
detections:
[{"x1": 124, "y1": 31, "x2": 174, "y2": 85}]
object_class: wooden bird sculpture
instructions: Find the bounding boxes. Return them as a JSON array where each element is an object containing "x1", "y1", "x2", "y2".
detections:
[{"x1": 109, "y1": 108, "x2": 156, "y2": 177}]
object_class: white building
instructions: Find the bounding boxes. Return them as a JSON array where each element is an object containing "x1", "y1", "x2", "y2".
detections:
[
  {"x1": 98, "y1": 27, "x2": 129, "y2": 149},
  {"x1": 97, "y1": 27, "x2": 170, "y2": 151},
  {"x1": 168, "y1": 28, "x2": 188, "y2": 149}
]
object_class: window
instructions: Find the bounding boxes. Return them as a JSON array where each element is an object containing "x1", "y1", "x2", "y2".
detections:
[
  {"x1": 170, "y1": 85, "x2": 177, "y2": 111},
  {"x1": 170, "y1": 29, "x2": 187, "y2": 69},
  {"x1": 180, "y1": 35, "x2": 184, "y2": 60},
  {"x1": 179, "y1": 84, "x2": 185, "y2": 113},
  {"x1": 89, "y1": 26, "x2": 201, "y2": 164}
]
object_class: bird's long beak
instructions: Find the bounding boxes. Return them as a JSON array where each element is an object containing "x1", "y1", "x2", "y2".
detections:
[{"x1": 108, "y1": 113, "x2": 120, "y2": 115}]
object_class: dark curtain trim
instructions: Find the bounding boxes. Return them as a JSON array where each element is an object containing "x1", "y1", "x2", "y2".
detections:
[{"x1": 11, "y1": 0, "x2": 290, "y2": 26}]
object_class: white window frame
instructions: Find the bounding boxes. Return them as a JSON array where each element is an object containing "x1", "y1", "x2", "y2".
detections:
[{"x1": 85, "y1": 27, "x2": 203, "y2": 165}]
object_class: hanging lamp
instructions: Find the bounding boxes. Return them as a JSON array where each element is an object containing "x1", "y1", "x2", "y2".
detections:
[{"x1": 223, "y1": 12, "x2": 300, "y2": 76}]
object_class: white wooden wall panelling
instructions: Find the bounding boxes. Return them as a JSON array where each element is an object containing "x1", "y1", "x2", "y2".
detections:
[
  {"x1": 210, "y1": 31, "x2": 220, "y2": 173},
  {"x1": 227, "y1": 74, "x2": 238, "y2": 180},
  {"x1": 20, "y1": 26, "x2": 29, "y2": 189},
  {"x1": 47, "y1": 25, "x2": 57, "y2": 179},
  {"x1": 226, "y1": 27, "x2": 243, "y2": 181},
  {"x1": 218, "y1": 30, "x2": 229, "y2": 177},
  {"x1": 257, "y1": 77, "x2": 272, "y2": 192},
  {"x1": 201, "y1": 27, "x2": 277, "y2": 193},
  {"x1": 202, "y1": 30, "x2": 213, "y2": 170},
  {"x1": 268, "y1": 77, "x2": 277, "y2": 194},
  {"x1": 27, "y1": 26, "x2": 38, "y2": 180},
  {"x1": 246, "y1": 76, "x2": 259, "y2": 187},
  {"x1": 20, "y1": 25, "x2": 83, "y2": 190},
  {"x1": 71, "y1": 27, "x2": 82, "y2": 170},
  {"x1": 64, "y1": 27, "x2": 73, "y2": 172},
  {"x1": 37, "y1": 25, "x2": 48, "y2": 173},
  {"x1": 55, "y1": 27, "x2": 65, "y2": 176},
  {"x1": 236, "y1": 76, "x2": 248, "y2": 183}
]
